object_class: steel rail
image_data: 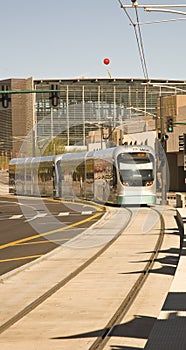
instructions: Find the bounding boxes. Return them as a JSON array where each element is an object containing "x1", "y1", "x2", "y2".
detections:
[{"x1": 88, "y1": 207, "x2": 165, "y2": 350}]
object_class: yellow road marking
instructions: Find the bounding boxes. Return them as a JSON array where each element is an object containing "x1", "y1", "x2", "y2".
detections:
[
  {"x1": 0, "y1": 255, "x2": 42, "y2": 262},
  {"x1": 16, "y1": 238, "x2": 69, "y2": 245},
  {"x1": 0, "y1": 212, "x2": 102, "y2": 250},
  {"x1": 0, "y1": 195, "x2": 105, "y2": 212}
]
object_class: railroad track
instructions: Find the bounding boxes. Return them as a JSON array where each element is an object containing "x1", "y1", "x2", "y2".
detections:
[
  {"x1": 0, "y1": 206, "x2": 133, "y2": 336},
  {"x1": 88, "y1": 207, "x2": 165, "y2": 350}
]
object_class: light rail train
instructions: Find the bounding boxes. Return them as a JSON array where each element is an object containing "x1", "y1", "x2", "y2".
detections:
[{"x1": 9, "y1": 145, "x2": 156, "y2": 205}]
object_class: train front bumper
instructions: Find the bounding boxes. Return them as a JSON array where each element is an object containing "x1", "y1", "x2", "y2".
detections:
[{"x1": 118, "y1": 194, "x2": 156, "y2": 205}]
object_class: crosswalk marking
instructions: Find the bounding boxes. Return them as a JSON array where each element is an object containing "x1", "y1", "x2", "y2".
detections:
[
  {"x1": 81, "y1": 211, "x2": 93, "y2": 215},
  {"x1": 58, "y1": 212, "x2": 70, "y2": 216},
  {"x1": 8, "y1": 211, "x2": 93, "y2": 220},
  {"x1": 25, "y1": 213, "x2": 47, "y2": 222},
  {"x1": 9, "y1": 215, "x2": 23, "y2": 220}
]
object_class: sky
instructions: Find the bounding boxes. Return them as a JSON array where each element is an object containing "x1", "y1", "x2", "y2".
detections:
[{"x1": 1, "y1": 0, "x2": 186, "y2": 81}]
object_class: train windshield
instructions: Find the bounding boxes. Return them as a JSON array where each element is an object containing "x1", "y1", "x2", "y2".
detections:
[{"x1": 117, "y1": 152, "x2": 154, "y2": 187}]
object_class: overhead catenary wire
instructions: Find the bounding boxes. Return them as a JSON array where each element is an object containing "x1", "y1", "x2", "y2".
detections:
[
  {"x1": 145, "y1": 8, "x2": 186, "y2": 16},
  {"x1": 134, "y1": 5, "x2": 149, "y2": 80},
  {"x1": 132, "y1": 17, "x2": 186, "y2": 26},
  {"x1": 117, "y1": 0, "x2": 149, "y2": 80}
]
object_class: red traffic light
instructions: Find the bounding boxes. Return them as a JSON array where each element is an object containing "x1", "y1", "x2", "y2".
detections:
[{"x1": 103, "y1": 58, "x2": 110, "y2": 65}]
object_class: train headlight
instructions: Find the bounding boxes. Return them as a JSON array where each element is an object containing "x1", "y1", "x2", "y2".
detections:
[
  {"x1": 122, "y1": 182, "x2": 129, "y2": 186},
  {"x1": 145, "y1": 181, "x2": 153, "y2": 186}
]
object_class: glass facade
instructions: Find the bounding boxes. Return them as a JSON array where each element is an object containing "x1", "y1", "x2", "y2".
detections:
[
  {"x1": 1, "y1": 77, "x2": 186, "y2": 158},
  {"x1": 34, "y1": 78, "x2": 186, "y2": 147}
]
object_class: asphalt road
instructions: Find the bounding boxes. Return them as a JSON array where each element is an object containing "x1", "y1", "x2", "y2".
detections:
[{"x1": 0, "y1": 196, "x2": 104, "y2": 276}]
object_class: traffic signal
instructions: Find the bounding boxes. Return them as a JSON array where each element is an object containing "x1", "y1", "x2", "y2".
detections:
[
  {"x1": 166, "y1": 117, "x2": 173, "y2": 132},
  {"x1": 49, "y1": 84, "x2": 60, "y2": 107}
]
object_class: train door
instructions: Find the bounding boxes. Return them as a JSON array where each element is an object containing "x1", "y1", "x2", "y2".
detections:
[
  {"x1": 25, "y1": 159, "x2": 32, "y2": 195},
  {"x1": 94, "y1": 158, "x2": 112, "y2": 203},
  {"x1": 107, "y1": 162, "x2": 118, "y2": 203},
  {"x1": 85, "y1": 158, "x2": 94, "y2": 200},
  {"x1": 31, "y1": 160, "x2": 40, "y2": 196},
  {"x1": 72, "y1": 160, "x2": 86, "y2": 199},
  {"x1": 61, "y1": 159, "x2": 75, "y2": 198},
  {"x1": 38, "y1": 160, "x2": 54, "y2": 197},
  {"x1": 15, "y1": 159, "x2": 25, "y2": 195},
  {"x1": 9, "y1": 161, "x2": 16, "y2": 193},
  {"x1": 55, "y1": 159, "x2": 62, "y2": 198}
]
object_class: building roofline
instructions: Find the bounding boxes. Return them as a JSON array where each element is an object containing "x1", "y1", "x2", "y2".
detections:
[{"x1": 33, "y1": 77, "x2": 186, "y2": 85}]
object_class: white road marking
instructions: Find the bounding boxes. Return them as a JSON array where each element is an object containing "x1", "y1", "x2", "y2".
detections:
[
  {"x1": 58, "y1": 212, "x2": 70, "y2": 216},
  {"x1": 81, "y1": 211, "x2": 93, "y2": 215},
  {"x1": 9, "y1": 215, "x2": 23, "y2": 220},
  {"x1": 8, "y1": 211, "x2": 93, "y2": 221},
  {"x1": 24, "y1": 213, "x2": 47, "y2": 222}
]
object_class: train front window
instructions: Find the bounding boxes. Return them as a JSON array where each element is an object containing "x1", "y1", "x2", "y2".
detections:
[{"x1": 117, "y1": 152, "x2": 154, "y2": 187}]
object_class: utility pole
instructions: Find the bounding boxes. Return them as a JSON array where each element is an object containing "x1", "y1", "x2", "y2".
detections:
[{"x1": 159, "y1": 96, "x2": 169, "y2": 205}]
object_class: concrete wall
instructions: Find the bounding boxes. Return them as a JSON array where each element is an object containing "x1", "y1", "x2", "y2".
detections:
[{"x1": 167, "y1": 153, "x2": 186, "y2": 191}]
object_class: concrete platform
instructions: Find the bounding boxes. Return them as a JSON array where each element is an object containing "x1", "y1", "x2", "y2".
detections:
[{"x1": 144, "y1": 208, "x2": 186, "y2": 349}]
